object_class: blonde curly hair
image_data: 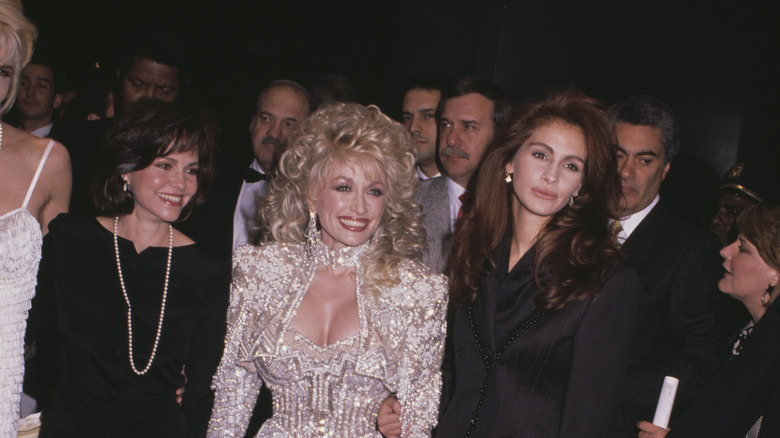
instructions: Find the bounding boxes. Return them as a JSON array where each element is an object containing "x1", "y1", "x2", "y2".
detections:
[
  {"x1": 260, "y1": 102, "x2": 425, "y2": 287},
  {"x1": 0, "y1": 0, "x2": 37, "y2": 115}
]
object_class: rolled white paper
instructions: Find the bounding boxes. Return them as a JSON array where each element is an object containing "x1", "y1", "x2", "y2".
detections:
[{"x1": 652, "y1": 376, "x2": 679, "y2": 428}]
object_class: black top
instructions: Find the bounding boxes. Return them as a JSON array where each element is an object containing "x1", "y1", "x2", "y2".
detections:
[
  {"x1": 667, "y1": 302, "x2": 780, "y2": 438},
  {"x1": 437, "y1": 241, "x2": 642, "y2": 437},
  {"x1": 27, "y1": 214, "x2": 230, "y2": 437}
]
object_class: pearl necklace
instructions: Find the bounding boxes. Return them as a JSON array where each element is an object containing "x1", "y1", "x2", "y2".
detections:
[
  {"x1": 113, "y1": 216, "x2": 173, "y2": 375},
  {"x1": 0, "y1": 122, "x2": 4, "y2": 153}
]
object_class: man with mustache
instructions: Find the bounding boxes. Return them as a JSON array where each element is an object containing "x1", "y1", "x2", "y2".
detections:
[
  {"x1": 233, "y1": 80, "x2": 311, "y2": 248},
  {"x1": 608, "y1": 96, "x2": 723, "y2": 436},
  {"x1": 414, "y1": 77, "x2": 509, "y2": 274},
  {"x1": 399, "y1": 72, "x2": 451, "y2": 180}
]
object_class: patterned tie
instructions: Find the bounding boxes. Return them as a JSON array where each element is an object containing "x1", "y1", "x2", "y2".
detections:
[{"x1": 609, "y1": 220, "x2": 623, "y2": 236}]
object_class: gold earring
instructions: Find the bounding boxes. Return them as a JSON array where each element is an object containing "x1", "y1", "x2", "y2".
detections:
[
  {"x1": 569, "y1": 192, "x2": 578, "y2": 207},
  {"x1": 504, "y1": 172, "x2": 513, "y2": 183}
]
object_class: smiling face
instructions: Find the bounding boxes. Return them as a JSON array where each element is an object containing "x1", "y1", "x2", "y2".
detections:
[
  {"x1": 313, "y1": 159, "x2": 386, "y2": 250},
  {"x1": 719, "y1": 235, "x2": 779, "y2": 305},
  {"x1": 123, "y1": 149, "x2": 199, "y2": 224},
  {"x1": 615, "y1": 123, "x2": 670, "y2": 216},
  {"x1": 505, "y1": 120, "x2": 586, "y2": 223}
]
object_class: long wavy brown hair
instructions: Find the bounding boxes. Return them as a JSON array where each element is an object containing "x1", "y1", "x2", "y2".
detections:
[{"x1": 449, "y1": 90, "x2": 622, "y2": 311}]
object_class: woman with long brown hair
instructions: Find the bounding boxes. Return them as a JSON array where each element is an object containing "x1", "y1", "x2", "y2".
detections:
[{"x1": 435, "y1": 90, "x2": 641, "y2": 437}]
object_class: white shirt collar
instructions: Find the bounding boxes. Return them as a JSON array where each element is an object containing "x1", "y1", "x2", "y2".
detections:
[
  {"x1": 417, "y1": 166, "x2": 441, "y2": 180},
  {"x1": 616, "y1": 194, "x2": 660, "y2": 243},
  {"x1": 446, "y1": 177, "x2": 467, "y2": 233},
  {"x1": 250, "y1": 159, "x2": 266, "y2": 175},
  {"x1": 30, "y1": 123, "x2": 53, "y2": 138}
]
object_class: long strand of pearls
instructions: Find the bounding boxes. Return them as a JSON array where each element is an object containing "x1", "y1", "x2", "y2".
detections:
[{"x1": 113, "y1": 216, "x2": 173, "y2": 376}]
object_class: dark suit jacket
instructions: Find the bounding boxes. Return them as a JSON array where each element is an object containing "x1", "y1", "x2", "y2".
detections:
[
  {"x1": 177, "y1": 152, "x2": 247, "y2": 260},
  {"x1": 414, "y1": 176, "x2": 451, "y2": 275},
  {"x1": 667, "y1": 301, "x2": 780, "y2": 437},
  {"x1": 616, "y1": 201, "x2": 724, "y2": 434},
  {"x1": 437, "y1": 244, "x2": 642, "y2": 438}
]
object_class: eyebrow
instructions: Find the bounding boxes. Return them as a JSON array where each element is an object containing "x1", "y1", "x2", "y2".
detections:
[
  {"x1": 530, "y1": 141, "x2": 586, "y2": 162},
  {"x1": 160, "y1": 156, "x2": 199, "y2": 166},
  {"x1": 616, "y1": 145, "x2": 660, "y2": 157}
]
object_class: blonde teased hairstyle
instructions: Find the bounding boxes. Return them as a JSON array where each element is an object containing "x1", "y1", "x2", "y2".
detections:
[
  {"x1": 260, "y1": 102, "x2": 424, "y2": 287},
  {"x1": 0, "y1": 0, "x2": 37, "y2": 115}
]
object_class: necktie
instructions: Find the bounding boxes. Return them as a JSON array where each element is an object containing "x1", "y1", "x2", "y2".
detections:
[
  {"x1": 457, "y1": 192, "x2": 468, "y2": 221},
  {"x1": 609, "y1": 220, "x2": 623, "y2": 236},
  {"x1": 245, "y1": 168, "x2": 266, "y2": 183}
]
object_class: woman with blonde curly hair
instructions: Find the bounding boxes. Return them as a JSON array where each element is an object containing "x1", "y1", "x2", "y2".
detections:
[
  {"x1": 0, "y1": 1, "x2": 70, "y2": 435},
  {"x1": 208, "y1": 102, "x2": 448, "y2": 437}
]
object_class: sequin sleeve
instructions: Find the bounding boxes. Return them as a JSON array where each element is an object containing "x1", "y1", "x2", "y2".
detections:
[
  {"x1": 392, "y1": 265, "x2": 449, "y2": 437},
  {"x1": 207, "y1": 246, "x2": 265, "y2": 436}
]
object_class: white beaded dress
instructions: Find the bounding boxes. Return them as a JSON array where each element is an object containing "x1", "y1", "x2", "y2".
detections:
[
  {"x1": 208, "y1": 237, "x2": 448, "y2": 438},
  {"x1": 0, "y1": 140, "x2": 54, "y2": 437}
]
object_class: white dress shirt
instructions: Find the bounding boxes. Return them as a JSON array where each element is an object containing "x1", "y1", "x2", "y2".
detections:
[
  {"x1": 416, "y1": 166, "x2": 441, "y2": 181},
  {"x1": 613, "y1": 194, "x2": 660, "y2": 246},
  {"x1": 29, "y1": 123, "x2": 53, "y2": 138},
  {"x1": 446, "y1": 177, "x2": 466, "y2": 233},
  {"x1": 233, "y1": 160, "x2": 267, "y2": 249}
]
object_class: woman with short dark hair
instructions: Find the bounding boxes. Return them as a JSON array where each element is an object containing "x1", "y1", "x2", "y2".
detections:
[
  {"x1": 639, "y1": 204, "x2": 780, "y2": 438},
  {"x1": 27, "y1": 100, "x2": 229, "y2": 437}
]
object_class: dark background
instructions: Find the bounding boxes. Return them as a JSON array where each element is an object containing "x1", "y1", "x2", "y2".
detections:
[{"x1": 21, "y1": 0, "x2": 780, "y2": 206}]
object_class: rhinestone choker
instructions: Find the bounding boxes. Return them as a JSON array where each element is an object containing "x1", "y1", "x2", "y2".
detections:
[{"x1": 306, "y1": 231, "x2": 370, "y2": 271}]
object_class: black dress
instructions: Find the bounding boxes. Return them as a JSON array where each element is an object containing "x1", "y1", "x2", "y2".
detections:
[
  {"x1": 436, "y1": 242, "x2": 642, "y2": 438},
  {"x1": 26, "y1": 214, "x2": 230, "y2": 437}
]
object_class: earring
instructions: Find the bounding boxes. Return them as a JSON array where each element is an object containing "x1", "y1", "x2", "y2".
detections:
[
  {"x1": 123, "y1": 180, "x2": 128, "y2": 192},
  {"x1": 504, "y1": 172, "x2": 513, "y2": 183},
  {"x1": 569, "y1": 191, "x2": 578, "y2": 207},
  {"x1": 761, "y1": 291, "x2": 771, "y2": 307},
  {"x1": 306, "y1": 211, "x2": 318, "y2": 247}
]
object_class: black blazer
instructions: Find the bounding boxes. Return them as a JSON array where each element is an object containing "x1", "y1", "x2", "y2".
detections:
[
  {"x1": 177, "y1": 152, "x2": 247, "y2": 259},
  {"x1": 616, "y1": 201, "x2": 724, "y2": 434},
  {"x1": 667, "y1": 301, "x2": 780, "y2": 437},
  {"x1": 437, "y1": 244, "x2": 642, "y2": 438}
]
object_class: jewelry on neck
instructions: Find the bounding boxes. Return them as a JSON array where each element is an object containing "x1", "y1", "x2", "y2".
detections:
[
  {"x1": 0, "y1": 122, "x2": 4, "y2": 153},
  {"x1": 306, "y1": 226, "x2": 370, "y2": 271},
  {"x1": 113, "y1": 216, "x2": 173, "y2": 375}
]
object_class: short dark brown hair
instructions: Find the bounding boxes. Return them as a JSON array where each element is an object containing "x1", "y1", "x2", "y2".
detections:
[{"x1": 92, "y1": 100, "x2": 219, "y2": 221}]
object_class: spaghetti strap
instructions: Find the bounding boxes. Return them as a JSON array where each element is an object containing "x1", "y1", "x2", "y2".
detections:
[{"x1": 22, "y1": 140, "x2": 55, "y2": 209}]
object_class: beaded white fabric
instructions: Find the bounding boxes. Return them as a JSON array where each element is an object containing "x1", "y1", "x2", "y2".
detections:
[
  {"x1": 0, "y1": 208, "x2": 42, "y2": 438},
  {"x1": 208, "y1": 240, "x2": 448, "y2": 437}
]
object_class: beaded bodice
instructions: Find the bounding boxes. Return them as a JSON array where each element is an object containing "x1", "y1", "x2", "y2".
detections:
[
  {"x1": 0, "y1": 208, "x2": 42, "y2": 437},
  {"x1": 208, "y1": 241, "x2": 448, "y2": 437}
]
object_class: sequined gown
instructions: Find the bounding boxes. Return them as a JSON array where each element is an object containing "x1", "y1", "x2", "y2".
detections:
[
  {"x1": 0, "y1": 140, "x2": 54, "y2": 438},
  {"x1": 208, "y1": 239, "x2": 448, "y2": 437}
]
